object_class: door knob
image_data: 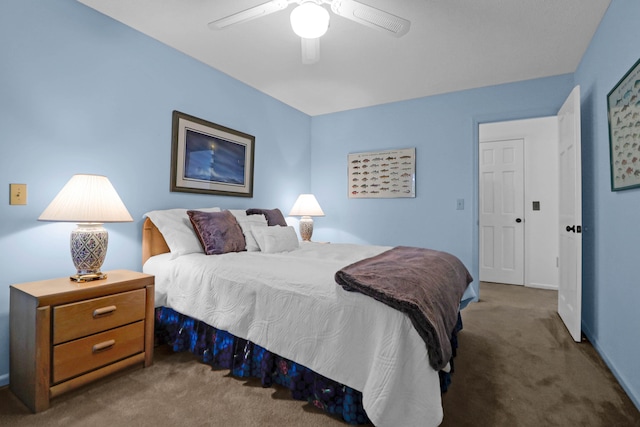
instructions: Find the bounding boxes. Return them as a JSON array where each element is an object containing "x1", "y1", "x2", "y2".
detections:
[
  {"x1": 515, "y1": 218, "x2": 522, "y2": 223},
  {"x1": 566, "y1": 225, "x2": 575, "y2": 232}
]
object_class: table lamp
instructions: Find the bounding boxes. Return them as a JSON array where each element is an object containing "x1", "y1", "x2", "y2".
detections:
[
  {"x1": 289, "y1": 194, "x2": 325, "y2": 241},
  {"x1": 38, "y1": 174, "x2": 133, "y2": 282}
]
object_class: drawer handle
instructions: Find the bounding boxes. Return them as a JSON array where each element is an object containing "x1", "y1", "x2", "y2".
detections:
[
  {"x1": 93, "y1": 305, "x2": 117, "y2": 318},
  {"x1": 92, "y1": 339, "x2": 116, "y2": 353}
]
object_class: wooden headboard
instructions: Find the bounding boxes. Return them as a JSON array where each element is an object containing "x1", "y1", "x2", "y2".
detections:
[{"x1": 142, "y1": 217, "x2": 170, "y2": 266}]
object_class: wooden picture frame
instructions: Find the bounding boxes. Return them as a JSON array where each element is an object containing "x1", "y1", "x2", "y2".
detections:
[
  {"x1": 607, "y1": 58, "x2": 640, "y2": 191},
  {"x1": 171, "y1": 111, "x2": 255, "y2": 197},
  {"x1": 348, "y1": 148, "x2": 416, "y2": 198}
]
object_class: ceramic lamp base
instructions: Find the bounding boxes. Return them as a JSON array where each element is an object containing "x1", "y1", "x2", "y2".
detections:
[
  {"x1": 70, "y1": 223, "x2": 108, "y2": 282},
  {"x1": 299, "y1": 216, "x2": 314, "y2": 241}
]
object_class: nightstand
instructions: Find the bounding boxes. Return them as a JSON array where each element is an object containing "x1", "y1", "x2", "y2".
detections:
[{"x1": 9, "y1": 270, "x2": 154, "y2": 413}]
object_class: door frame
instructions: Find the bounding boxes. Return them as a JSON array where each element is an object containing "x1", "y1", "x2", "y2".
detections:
[
  {"x1": 477, "y1": 117, "x2": 560, "y2": 290},
  {"x1": 471, "y1": 113, "x2": 558, "y2": 301}
]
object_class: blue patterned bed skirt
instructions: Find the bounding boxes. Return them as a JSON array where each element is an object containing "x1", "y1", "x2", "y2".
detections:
[{"x1": 155, "y1": 306, "x2": 462, "y2": 425}]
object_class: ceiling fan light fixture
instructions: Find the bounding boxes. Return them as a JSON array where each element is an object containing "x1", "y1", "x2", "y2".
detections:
[{"x1": 290, "y1": 2, "x2": 330, "y2": 39}]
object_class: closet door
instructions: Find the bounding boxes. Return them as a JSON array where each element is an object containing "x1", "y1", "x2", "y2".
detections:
[{"x1": 479, "y1": 139, "x2": 525, "y2": 285}]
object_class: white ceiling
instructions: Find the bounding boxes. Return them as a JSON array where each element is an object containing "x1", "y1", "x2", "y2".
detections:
[{"x1": 77, "y1": 0, "x2": 611, "y2": 116}]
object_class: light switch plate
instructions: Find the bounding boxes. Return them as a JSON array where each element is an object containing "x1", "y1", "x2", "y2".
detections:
[{"x1": 10, "y1": 184, "x2": 27, "y2": 205}]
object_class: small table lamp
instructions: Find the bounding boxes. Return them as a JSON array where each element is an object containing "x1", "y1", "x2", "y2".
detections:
[
  {"x1": 38, "y1": 174, "x2": 133, "y2": 282},
  {"x1": 289, "y1": 194, "x2": 325, "y2": 241}
]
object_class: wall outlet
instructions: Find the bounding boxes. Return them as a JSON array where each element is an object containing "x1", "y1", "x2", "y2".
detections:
[
  {"x1": 10, "y1": 183, "x2": 27, "y2": 205},
  {"x1": 456, "y1": 198, "x2": 464, "y2": 210}
]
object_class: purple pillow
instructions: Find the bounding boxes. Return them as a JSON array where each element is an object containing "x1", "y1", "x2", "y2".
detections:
[
  {"x1": 246, "y1": 208, "x2": 287, "y2": 226},
  {"x1": 187, "y1": 210, "x2": 246, "y2": 255}
]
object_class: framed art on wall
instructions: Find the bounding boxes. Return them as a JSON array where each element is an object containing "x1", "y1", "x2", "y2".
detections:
[
  {"x1": 607, "y1": 58, "x2": 640, "y2": 191},
  {"x1": 171, "y1": 111, "x2": 255, "y2": 197},
  {"x1": 348, "y1": 148, "x2": 416, "y2": 198}
]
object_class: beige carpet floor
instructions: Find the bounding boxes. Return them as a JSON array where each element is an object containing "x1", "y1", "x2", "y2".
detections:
[
  {"x1": 441, "y1": 282, "x2": 640, "y2": 427},
  {"x1": 1, "y1": 282, "x2": 638, "y2": 426}
]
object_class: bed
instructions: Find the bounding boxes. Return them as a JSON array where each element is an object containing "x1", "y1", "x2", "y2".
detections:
[{"x1": 142, "y1": 208, "x2": 474, "y2": 426}]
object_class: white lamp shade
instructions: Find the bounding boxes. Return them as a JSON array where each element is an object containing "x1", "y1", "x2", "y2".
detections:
[
  {"x1": 290, "y1": 2, "x2": 330, "y2": 39},
  {"x1": 39, "y1": 174, "x2": 133, "y2": 223},
  {"x1": 289, "y1": 194, "x2": 325, "y2": 217}
]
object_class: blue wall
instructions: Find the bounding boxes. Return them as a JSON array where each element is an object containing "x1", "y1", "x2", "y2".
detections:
[
  {"x1": 1, "y1": 0, "x2": 638, "y2": 413},
  {"x1": 0, "y1": 0, "x2": 310, "y2": 383},
  {"x1": 310, "y1": 75, "x2": 575, "y2": 300},
  {"x1": 574, "y1": 0, "x2": 640, "y2": 409}
]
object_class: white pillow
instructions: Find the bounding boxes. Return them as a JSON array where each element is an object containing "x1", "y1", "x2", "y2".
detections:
[
  {"x1": 229, "y1": 210, "x2": 268, "y2": 252},
  {"x1": 252, "y1": 226, "x2": 299, "y2": 253},
  {"x1": 144, "y1": 207, "x2": 221, "y2": 259},
  {"x1": 241, "y1": 228, "x2": 260, "y2": 252}
]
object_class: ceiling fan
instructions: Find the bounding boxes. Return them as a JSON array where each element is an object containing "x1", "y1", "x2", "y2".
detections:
[{"x1": 208, "y1": 0, "x2": 411, "y2": 64}]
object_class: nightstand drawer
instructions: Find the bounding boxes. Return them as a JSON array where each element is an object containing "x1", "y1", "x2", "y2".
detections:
[
  {"x1": 53, "y1": 289, "x2": 146, "y2": 344},
  {"x1": 52, "y1": 321, "x2": 145, "y2": 384}
]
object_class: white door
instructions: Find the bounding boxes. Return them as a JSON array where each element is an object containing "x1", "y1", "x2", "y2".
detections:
[
  {"x1": 558, "y1": 86, "x2": 582, "y2": 342},
  {"x1": 479, "y1": 139, "x2": 525, "y2": 285}
]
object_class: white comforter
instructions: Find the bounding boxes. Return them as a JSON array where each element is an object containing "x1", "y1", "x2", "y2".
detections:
[{"x1": 144, "y1": 242, "x2": 446, "y2": 427}]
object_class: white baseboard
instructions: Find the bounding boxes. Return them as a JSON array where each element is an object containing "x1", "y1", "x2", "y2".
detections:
[
  {"x1": 526, "y1": 282, "x2": 558, "y2": 290},
  {"x1": 0, "y1": 373, "x2": 9, "y2": 387}
]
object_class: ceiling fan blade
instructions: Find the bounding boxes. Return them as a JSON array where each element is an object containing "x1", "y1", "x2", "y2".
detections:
[
  {"x1": 301, "y1": 37, "x2": 320, "y2": 65},
  {"x1": 208, "y1": 0, "x2": 290, "y2": 30},
  {"x1": 331, "y1": 0, "x2": 410, "y2": 37}
]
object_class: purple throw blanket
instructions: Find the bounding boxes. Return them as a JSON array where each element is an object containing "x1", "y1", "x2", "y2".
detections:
[{"x1": 335, "y1": 246, "x2": 473, "y2": 371}]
